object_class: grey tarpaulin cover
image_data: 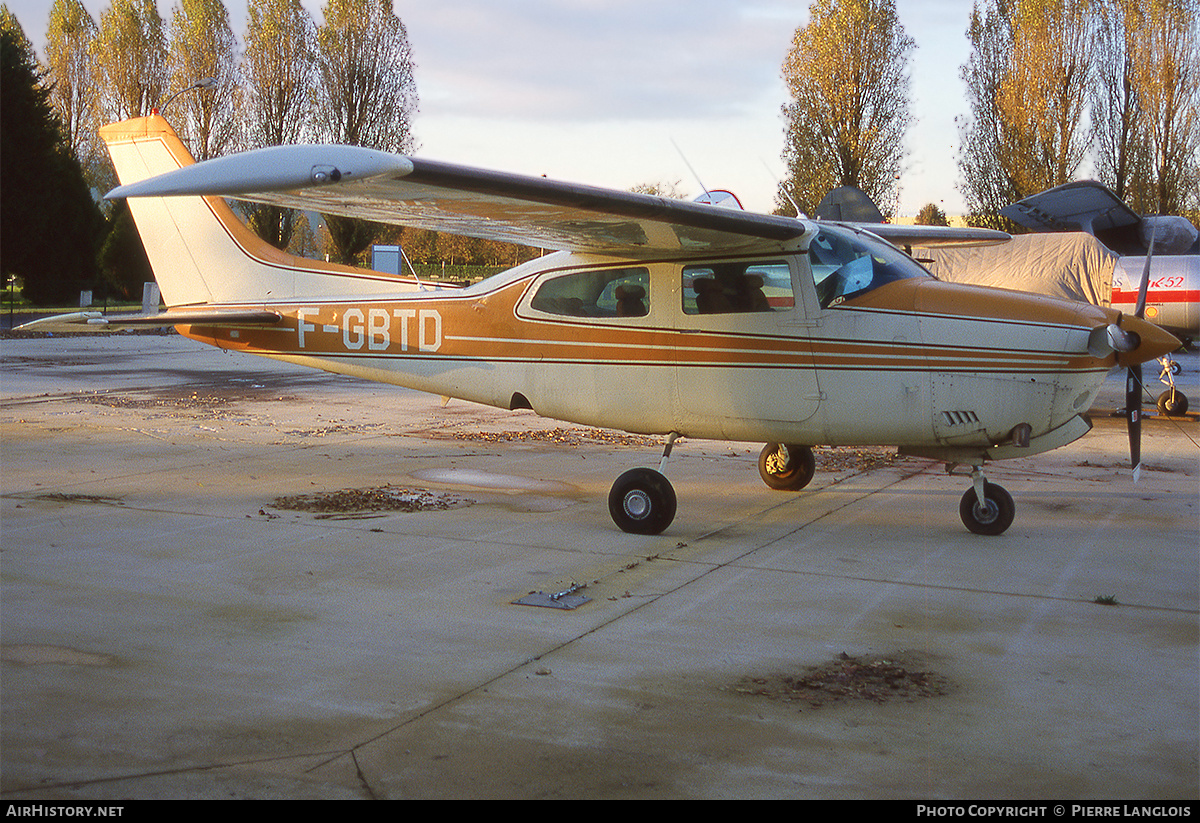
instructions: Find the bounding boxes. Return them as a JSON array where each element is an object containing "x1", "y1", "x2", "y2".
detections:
[{"x1": 912, "y1": 232, "x2": 1116, "y2": 307}]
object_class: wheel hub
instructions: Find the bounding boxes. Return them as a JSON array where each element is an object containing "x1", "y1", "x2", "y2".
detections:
[
  {"x1": 973, "y1": 498, "x2": 999, "y2": 525},
  {"x1": 623, "y1": 490, "x2": 652, "y2": 520},
  {"x1": 765, "y1": 446, "x2": 790, "y2": 475}
]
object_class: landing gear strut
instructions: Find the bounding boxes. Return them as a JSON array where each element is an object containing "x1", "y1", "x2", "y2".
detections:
[
  {"x1": 957, "y1": 466, "x2": 1014, "y2": 536},
  {"x1": 1156, "y1": 355, "x2": 1188, "y2": 416},
  {"x1": 608, "y1": 433, "x2": 679, "y2": 535}
]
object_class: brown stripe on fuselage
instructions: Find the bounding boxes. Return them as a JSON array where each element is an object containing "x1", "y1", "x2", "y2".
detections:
[
  {"x1": 843, "y1": 278, "x2": 1117, "y2": 329},
  {"x1": 178, "y1": 268, "x2": 1116, "y2": 374}
]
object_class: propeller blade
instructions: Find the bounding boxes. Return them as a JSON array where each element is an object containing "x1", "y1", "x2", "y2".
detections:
[
  {"x1": 1126, "y1": 218, "x2": 1155, "y2": 483},
  {"x1": 1133, "y1": 221, "x2": 1156, "y2": 320},
  {"x1": 1127, "y1": 363, "x2": 1142, "y2": 483}
]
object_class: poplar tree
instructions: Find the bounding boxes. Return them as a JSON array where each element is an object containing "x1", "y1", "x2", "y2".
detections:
[
  {"x1": 94, "y1": 0, "x2": 168, "y2": 122},
  {"x1": 167, "y1": 0, "x2": 239, "y2": 161},
  {"x1": 315, "y1": 0, "x2": 418, "y2": 264},
  {"x1": 958, "y1": 0, "x2": 1092, "y2": 228},
  {"x1": 240, "y1": 0, "x2": 318, "y2": 250},
  {"x1": 1, "y1": 7, "x2": 102, "y2": 305},
  {"x1": 1113, "y1": 0, "x2": 1200, "y2": 216},
  {"x1": 778, "y1": 0, "x2": 913, "y2": 219},
  {"x1": 45, "y1": 0, "x2": 98, "y2": 169},
  {"x1": 1091, "y1": 0, "x2": 1154, "y2": 209}
]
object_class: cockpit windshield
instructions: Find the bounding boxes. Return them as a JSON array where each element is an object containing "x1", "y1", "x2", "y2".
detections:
[{"x1": 807, "y1": 225, "x2": 930, "y2": 308}]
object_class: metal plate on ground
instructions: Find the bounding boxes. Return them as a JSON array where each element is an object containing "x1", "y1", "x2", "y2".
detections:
[{"x1": 513, "y1": 590, "x2": 591, "y2": 610}]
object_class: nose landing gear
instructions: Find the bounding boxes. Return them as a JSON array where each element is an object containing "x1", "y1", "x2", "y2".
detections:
[
  {"x1": 1156, "y1": 355, "x2": 1188, "y2": 416},
  {"x1": 957, "y1": 466, "x2": 1014, "y2": 536}
]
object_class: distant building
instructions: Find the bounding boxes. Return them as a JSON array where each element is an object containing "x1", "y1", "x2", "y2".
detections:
[{"x1": 371, "y1": 245, "x2": 404, "y2": 276}]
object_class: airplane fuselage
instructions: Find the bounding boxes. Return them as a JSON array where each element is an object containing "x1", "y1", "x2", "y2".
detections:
[
  {"x1": 177, "y1": 231, "x2": 1148, "y2": 465},
  {"x1": 1112, "y1": 253, "x2": 1199, "y2": 339}
]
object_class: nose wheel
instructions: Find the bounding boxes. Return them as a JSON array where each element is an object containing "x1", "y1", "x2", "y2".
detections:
[
  {"x1": 958, "y1": 468, "x2": 1014, "y2": 535},
  {"x1": 1157, "y1": 388, "x2": 1188, "y2": 416},
  {"x1": 1156, "y1": 356, "x2": 1188, "y2": 416}
]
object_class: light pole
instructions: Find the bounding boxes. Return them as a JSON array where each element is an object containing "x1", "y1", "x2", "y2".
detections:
[{"x1": 153, "y1": 77, "x2": 217, "y2": 116}]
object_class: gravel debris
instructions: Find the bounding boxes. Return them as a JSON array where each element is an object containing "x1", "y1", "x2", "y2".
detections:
[
  {"x1": 436, "y1": 426, "x2": 663, "y2": 448},
  {"x1": 734, "y1": 652, "x2": 951, "y2": 708},
  {"x1": 270, "y1": 485, "x2": 470, "y2": 514},
  {"x1": 813, "y1": 446, "x2": 904, "y2": 473}
]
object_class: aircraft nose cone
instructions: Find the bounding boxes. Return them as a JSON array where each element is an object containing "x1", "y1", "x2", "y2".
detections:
[{"x1": 1116, "y1": 315, "x2": 1181, "y2": 367}]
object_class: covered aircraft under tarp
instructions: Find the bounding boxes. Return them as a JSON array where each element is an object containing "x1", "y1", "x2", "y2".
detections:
[{"x1": 913, "y1": 232, "x2": 1117, "y2": 308}]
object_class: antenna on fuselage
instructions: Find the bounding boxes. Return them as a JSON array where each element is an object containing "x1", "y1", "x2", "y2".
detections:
[
  {"x1": 670, "y1": 138, "x2": 710, "y2": 200},
  {"x1": 761, "y1": 159, "x2": 804, "y2": 218},
  {"x1": 399, "y1": 245, "x2": 430, "y2": 291}
]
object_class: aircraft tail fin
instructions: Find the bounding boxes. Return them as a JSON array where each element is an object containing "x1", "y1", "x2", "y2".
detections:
[
  {"x1": 814, "y1": 186, "x2": 885, "y2": 223},
  {"x1": 99, "y1": 116, "x2": 420, "y2": 308}
]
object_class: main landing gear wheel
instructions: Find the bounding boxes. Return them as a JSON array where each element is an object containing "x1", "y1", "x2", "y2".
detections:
[
  {"x1": 1157, "y1": 388, "x2": 1188, "y2": 417},
  {"x1": 609, "y1": 468, "x2": 677, "y2": 535},
  {"x1": 758, "y1": 443, "x2": 816, "y2": 491},
  {"x1": 959, "y1": 481, "x2": 1015, "y2": 536}
]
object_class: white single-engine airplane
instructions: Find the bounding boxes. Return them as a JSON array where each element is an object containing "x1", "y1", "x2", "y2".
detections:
[{"x1": 25, "y1": 117, "x2": 1179, "y2": 535}]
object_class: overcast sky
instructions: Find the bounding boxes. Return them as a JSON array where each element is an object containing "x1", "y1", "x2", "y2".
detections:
[{"x1": 5, "y1": 0, "x2": 977, "y2": 216}]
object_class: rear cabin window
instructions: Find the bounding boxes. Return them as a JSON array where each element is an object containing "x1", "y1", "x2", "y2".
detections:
[
  {"x1": 529, "y1": 267, "x2": 650, "y2": 318},
  {"x1": 682, "y1": 261, "x2": 794, "y2": 315}
]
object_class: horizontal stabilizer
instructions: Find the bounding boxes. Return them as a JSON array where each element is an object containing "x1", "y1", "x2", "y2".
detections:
[
  {"x1": 1000, "y1": 180, "x2": 1140, "y2": 234},
  {"x1": 811, "y1": 185, "x2": 1009, "y2": 248},
  {"x1": 17, "y1": 310, "x2": 282, "y2": 333},
  {"x1": 107, "y1": 144, "x2": 414, "y2": 200}
]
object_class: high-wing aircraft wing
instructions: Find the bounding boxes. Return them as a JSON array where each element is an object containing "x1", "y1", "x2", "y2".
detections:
[
  {"x1": 999, "y1": 180, "x2": 1141, "y2": 234},
  {"x1": 847, "y1": 222, "x2": 1012, "y2": 249},
  {"x1": 107, "y1": 142, "x2": 1007, "y2": 255},
  {"x1": 108, "y1": 146, "x2": 808, "y2": 255}
]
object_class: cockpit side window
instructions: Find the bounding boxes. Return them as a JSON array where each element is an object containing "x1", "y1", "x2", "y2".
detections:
[
  {"x1": 529, "y1": 267, "x2": 650, "y2": 318},
  {"x1": 807, "y1": 226, "x2": 929, "y2": 308},
  {"x1": 682, "y1": 261, "x2": 794, "y2": 315}
]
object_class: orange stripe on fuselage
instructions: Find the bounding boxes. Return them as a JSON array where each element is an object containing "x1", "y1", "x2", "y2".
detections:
[{"x1": 178, "y1": 269, "x2": 1114, "y2": 375}]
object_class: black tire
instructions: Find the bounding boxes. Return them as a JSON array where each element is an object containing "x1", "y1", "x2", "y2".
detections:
[
  {"x1": 758, "y1": 443, "x2": 816, "y2": 491},
  {"x1": 1157, "y1": 388, "x2": 1188, "y2": 417},
  {"x1": 608, "y1": 468, "x2": 677, "y2": 535},
  {"x1": 959, "y1": 482, "x2": 1015, "y2": 536}
]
